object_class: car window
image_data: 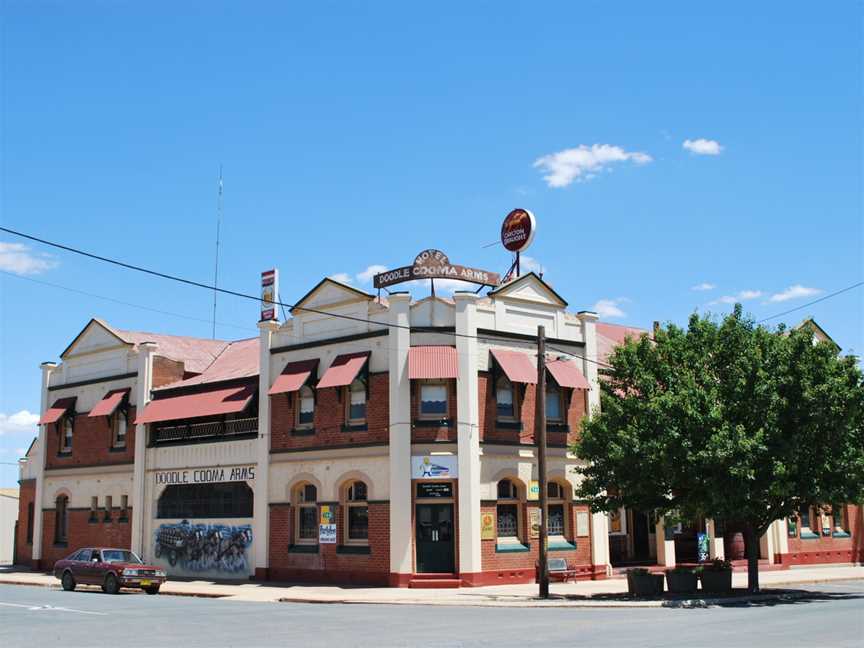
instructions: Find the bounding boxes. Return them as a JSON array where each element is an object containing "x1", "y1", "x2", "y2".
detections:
[
  {"x1": 90, "y1": 550, "x2": 101, "y2": 562},
  {"x1": 69, "y1": 550, "x2": 89, "y2": 561},
  {"x1": 102, "y1": 550, "x2": 142, "y2": 564}
]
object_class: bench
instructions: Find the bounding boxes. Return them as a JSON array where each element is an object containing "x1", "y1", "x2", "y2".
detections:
[{"x1": 538, "y1": 558, "x2": 578, "y2": 583}]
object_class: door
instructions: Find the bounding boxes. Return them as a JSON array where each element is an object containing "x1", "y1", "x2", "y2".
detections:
[
  {"x1": 79, "y1": 549, "x2": 104, "y2": 584},
  {"x1": 633, "y1": 512, "x2": 650, "y2": 560},
  {"x1": 415, "y1": 503, "x2": 455, "y2": 573}
]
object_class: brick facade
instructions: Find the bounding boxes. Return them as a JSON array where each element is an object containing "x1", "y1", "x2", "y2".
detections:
[
  {"x1": 15, "y1": 480, "x2": 36, "y2": 566},
  {"x1": 44, "y1": 406, "x2": 136, "y2": 471},
  {"x1": 152, "y1": 356, "x2": 187, "y2": 388},
  {"x1": 778, "y1": 504, "x2": 864, "y2": 565},
  {"x1": 39, "y1": 508, "x2": 132, "y2": 569}
]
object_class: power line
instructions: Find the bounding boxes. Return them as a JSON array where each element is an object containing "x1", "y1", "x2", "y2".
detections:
[{"x1": 758, "y1": 281, "x2": 863, "y2": 323}]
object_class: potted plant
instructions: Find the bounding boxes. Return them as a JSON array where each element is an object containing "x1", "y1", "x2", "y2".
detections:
[
  {"x1": 626, "y1": 567, "x2": 664, "y2": 597},
  {"x1": 665, "y1": 566, "x2": 698, "y2": 594},
  {"x1": 699, "y1": 558, "x2": 733, "y2": 594}
]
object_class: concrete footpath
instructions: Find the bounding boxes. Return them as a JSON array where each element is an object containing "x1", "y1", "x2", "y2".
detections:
[{"x1": 1, "y1": 565, "x2": 862, "y2": 608}]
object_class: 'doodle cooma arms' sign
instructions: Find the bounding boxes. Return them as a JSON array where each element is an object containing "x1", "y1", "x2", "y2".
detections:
[{"x1": 373, "y1": 249, "x2": 500, "y2": 289}]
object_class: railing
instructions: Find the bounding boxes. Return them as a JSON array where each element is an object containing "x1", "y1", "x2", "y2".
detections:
[{"x1": 152, "y1": 416, "x2": 258, "y2": 445}]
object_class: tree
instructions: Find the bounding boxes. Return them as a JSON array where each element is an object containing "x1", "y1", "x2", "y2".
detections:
[{"x1": 575, "y1": 305, "x2": 864, "y2": 592}]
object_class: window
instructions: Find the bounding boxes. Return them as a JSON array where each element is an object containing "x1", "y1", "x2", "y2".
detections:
[
  {"x1": 496, "y1": 479, "x2": 520, "y2": 539},
  {"x1": 54, "y1": 495, "x2": 68, "y2": 544},
  {"x1": 60, "y1": 416, "x2": 74, "y2": 453},
  {"x1": 104, "y1": 495, "x2": 113, "y2": 522},
  {"x1": 834, "y1": 504, "x2": 846, "y2": 532},
  {"x1": 26, "y1": 502, "x2": 34, "y2": 544},
  {"x1": 295, "y1": 484, "x2": 318, "y2": 544},
  {"x1": 347, "y1": 379, "x2": 367, "y2": 424},
  {"x1": 495, "y1": 376, "x2": 516, "y2": 420},
  {"x1": 419, "y1": 383, "x2": 448, "y2": 418},
  {"x1": 90, "y1": 496, "x2": 98, "y2": 522},
  {"x1": 102, "y1": 550, "x2": 142, "y2": 564},
  {"x1": 547, "y1": 482, "x2": 567, "y2": 537},
  {"x1": 157, "y1": 483, "x2": 254, "y2": 518},
  {"x1": 113, "y1": 410, "x2": 128, "y2": 448},
  {"x1": 545, "y1": 385, "x2": 563, "y2": 422},
  {"x1": 345, "y1": 481, "x2": 369, "y2": 543},
  {"x1": 799, "y1": 506, "x2": 811, "y2": 529},
  {"x1": 297, "y1": 385, "x2": 315, "y2": 428},
  {"x1": 120, "y1": 495, "x2": 129, "y2": 521}
]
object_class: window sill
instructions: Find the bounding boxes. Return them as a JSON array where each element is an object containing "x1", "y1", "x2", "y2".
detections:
[
  {"x1": 548, "y1": 539, "x2": 577, "y2": 551},
  {"x1": 88, "y1": 517, "x2": 98, "y2": 524},
  {"x1": 342, "y1": 423, "x2": 368, "y2": 433},
  {"x1": 546, "y1": 423, "x2": 569, "y2": 433},
  {"x1": 53, "y1": 542, "x2": 68, "y2": 548},
  {"x1": 337, "y1": 544, "x2": 371, "y2": 555},
  {"x1": 290, "y1": 428, "x2": 316, "y2": 437},
  {"x1": 832, "y1": 531, "x2": 851, "y2": 538},
  {"x1": 288, "y1": 544, "x2": 319, "y2": 554},
  {"x1": 413, "y1": 418, "x2": 453, "y2": 428},
  {"x1": 800, "y1": 530, "x2": 820, "y2": 539},
  {"x1": 496, "y1": 540, "x2": 530, "y2": 553},
  {"x1": 56, "y1": 452, "x2": 72, "y2": 458},
  {"x1": 495, "y1": 420, "x2": 522, "y2": 431},
  {"x1": 109, "y1": 446, "x2": 128, "y2": 453},
  {"x1": 118, "y1": 517, "x2": 129, "y2": 524}
]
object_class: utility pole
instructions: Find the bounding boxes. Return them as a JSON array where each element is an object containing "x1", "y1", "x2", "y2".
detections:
[
  {"x1": 536, "y1": 324, "x2": 549, "y2": 598},
  {"x1": 211, "y1": 165, "x2": 223, "y2": 340}
]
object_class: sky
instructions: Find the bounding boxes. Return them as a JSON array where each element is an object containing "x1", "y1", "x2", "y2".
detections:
[{"x1": 0, "y1": 3, "x2": 862, "y2": 486}]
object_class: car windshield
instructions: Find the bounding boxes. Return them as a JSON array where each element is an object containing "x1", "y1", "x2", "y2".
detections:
[{"x1": 101, "y1": 550, "x2": 142, "y2": 564}]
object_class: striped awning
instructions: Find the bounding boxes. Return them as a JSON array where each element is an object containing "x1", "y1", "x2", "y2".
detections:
[{"x1": 408, "y1": 346, "x2": 457, "y2": 380}]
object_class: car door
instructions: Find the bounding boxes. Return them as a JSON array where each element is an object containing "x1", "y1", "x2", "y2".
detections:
[
  {"x1": 68, "y1": 550, "x2": 90, "y2": 581},
  {"x1": 78, "y1": 549, "x2": 103, "y2": 584}
]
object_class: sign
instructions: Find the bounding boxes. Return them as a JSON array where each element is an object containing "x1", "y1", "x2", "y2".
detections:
[
  {"x1": 501, "y1": 208, "x2": 536, "y2": 253},
  {"x1": 529, "y1": 508, "x2": 541, "y2": 539},
  {"x1": 155, "y1": 465, "x2": 255, "y2": 486},
  {"x1": 697, "y1": 532, "x2": 709, "y2": 563},
  {"x1": 260, "y1": 269, "x2": 278, "y2": 321},
  {"x1": 416, "y1": 483, "x2": 453, "y2": 499},
  {"x1": 319, "y1": 505, "x2": 337, "y2": 543},
  {"x1": 528, "y1": 480, "x2": 540, "y2": 501},
  {"x1": 576, "y1": 511, "x2": 590, "y2": 537},
  {"x1": 481, "y1": 512, "x2": 495, "y2": 540},
  {"x1": 373, "y1": 249, "x2": 500, "y2": 289},
  {"x1": 411, "y1": 455, "x2": 458, "y2": 479}
]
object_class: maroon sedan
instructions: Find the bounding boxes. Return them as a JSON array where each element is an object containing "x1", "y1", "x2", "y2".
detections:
[{"x1": 53, "y1": 547, "x2": 167, "y2": 595}]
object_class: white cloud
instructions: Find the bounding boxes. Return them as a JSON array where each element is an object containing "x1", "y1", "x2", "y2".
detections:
[
  {"x1": 767, "y1": 284, "x2": 823, "y2": 303},
  {"x1": 683, "y1": 138, "x2": 723, "y2": 156},
  {"x1": 592, "y1": 298, "x2": 628, "y2": 319},
  {"x1": 328, "y1": 273, "x2": 353, "y2": 285},
  {"x1": 0, "y1": 242, "x2": 58, "y2": 275},
  {"x1": 533, "y1": 144, "x2": 653, "y2": 188},
  {"x1": 356, "y1": 264, "x2": 388, "y2": 284},
  {"x1": 691, "y1": 282, "x2": 716, "y2": 291},
  {"x1": 0, "y1": 410, "x2": 39, "y2": 436},
  {"x1": 709, "y1": 290, "x2": 763, "y2": 305}
]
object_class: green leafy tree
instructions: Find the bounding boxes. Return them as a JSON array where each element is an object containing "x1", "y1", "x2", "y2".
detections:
[{"x1": 575, "y1": 305, "x2": 864, "y2": 592}]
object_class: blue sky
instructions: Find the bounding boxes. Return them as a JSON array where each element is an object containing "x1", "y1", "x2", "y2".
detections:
[{"x1": 0, "y1": 3, "x2": 861, "y2": 486}]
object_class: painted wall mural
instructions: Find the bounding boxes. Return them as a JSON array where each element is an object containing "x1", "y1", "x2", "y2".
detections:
[{"x1": 154, "y1": 521, "x2": 253, "y2": 574}]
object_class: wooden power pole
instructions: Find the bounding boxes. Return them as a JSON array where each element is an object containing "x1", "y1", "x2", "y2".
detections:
[{"x1": 536, "y1": 324, "x2": 549, "y2": 599}]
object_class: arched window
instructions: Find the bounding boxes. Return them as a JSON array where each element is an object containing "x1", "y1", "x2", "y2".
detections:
[
  {"x1": 347, "y1": 379, "x2": 367, "y2": 424},
  {"x1": 294, "y1": 483, "x2": 318, "y2": 544},
  {"x1": 54, "y1": 495, "x2": 69, "y2": 544},
  {"x1": 545, "y1": 384, "x2": 563, "y2": 422},
  {"x1": 344, "y1": 480, "x2": 369, "y2": 544},
  {"x1": 60, "y1": 416, "x2": 74, "y2": 453},
  {"x1": 496, "y1": 376, "x2": 516, "y2": 421},
  {"x1": 496, "y1": 479, "x2": 521, "y2": 540},
  {"x1": 547, "y1": 481, "x2": 567, "y2": 537},
  {"x1": 297, "y1": 385, "x2": 315, "y2": 428},
  {"x1": 113, "y1": 410, "x2": 128, "y2": 449}
]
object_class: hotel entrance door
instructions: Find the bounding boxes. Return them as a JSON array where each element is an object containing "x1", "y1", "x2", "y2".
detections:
[{"x1": 415, "y1": 503, "x2": 455, "y2": 573}]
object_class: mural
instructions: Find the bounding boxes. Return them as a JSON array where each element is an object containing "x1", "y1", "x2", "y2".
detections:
[{"x1": 154, "y1": 521, "x2": 253, "y2": 574}]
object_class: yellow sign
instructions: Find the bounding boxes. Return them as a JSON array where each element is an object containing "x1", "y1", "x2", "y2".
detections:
[
  {"x1": 481, "y1": 513, "x2": 495, "y2": 540},
  {"x1": 320, "y1": 505, "x2": 334, "y2": 525},
  {"x1": 528, "y1": 480, "x2": 540, "y2": 501}
]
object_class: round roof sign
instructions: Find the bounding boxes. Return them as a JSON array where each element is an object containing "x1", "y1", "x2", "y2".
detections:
[{"x1": 501, "y1": 208, "x2": 536, "y2": 253}]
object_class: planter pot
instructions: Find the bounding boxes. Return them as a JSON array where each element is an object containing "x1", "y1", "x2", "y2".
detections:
[
  {"x1": 700, "y1": 569, "x2": 733, "y2": 594},
  {"x1": 627, "y1": 571, "x2": 664, "y2": 597},
  {"x1": 666, "y1": 569, "x2": 698, "y2": 594},
  {"x1": 724, "y1": 532, "x2": 746, "y2": 560}
]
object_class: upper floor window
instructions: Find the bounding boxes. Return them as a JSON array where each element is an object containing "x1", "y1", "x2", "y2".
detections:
[
  {"x1": 297, "y1": 386, "x2": 315, "y2": 428},
  {"x1": 60, "y1": 416, "x2": 74, "y2": 453},
  {"x1": 344, "y1": 480, "x2": 369, "y2": 544},
  {"x1": 54, "y1": 495, "x2": 68, "y2": 544},
  {"x1": 113, "y1": 410, "x2": 128, "y2": 448},
  {"x1": 295, "y1": 483, "x2": 318, "y2": 544},
  {"x1": 419, "y1": 383, "x2": 448, "y2": 418},
  {"x1": 347, "y1": 379, "x2": 367, "y2": 424},
  {"x1": 496, "y1": 376, "x2": 516, "y2": 420},
  {"x1": 545, "y1": 385, "x2": 563, "y2": 422}
]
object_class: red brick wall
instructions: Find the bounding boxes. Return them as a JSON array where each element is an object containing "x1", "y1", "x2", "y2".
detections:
[
  {"x1": 15, "y1": 480, "x2": 36, "y2": 566},
  {"x1": 40, "y1": 508, "x2": 132, "y2": 569},
  {"x1": 267, "y1": 502, "x2": 390, "y2": 585},
  {"x1": 152, "y1": 356, "x2": 186, "y2": 388},
  {"x1": 44, "y1": 406, "x2": 136, "y2": 470},
  {"x1": 270, "y1": 373, "x2": 389, "y2": 451},
  {"x1": 780, "y1": 504, "x2": 864, "y2": 565},
  {"x1": 411, "y1": 379, "x2": 458, "y2": 443}
]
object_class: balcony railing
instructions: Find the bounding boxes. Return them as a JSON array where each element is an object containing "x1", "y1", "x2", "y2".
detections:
[{"x1": 152, "y1": 416, "x2": 258, "y2": 446}]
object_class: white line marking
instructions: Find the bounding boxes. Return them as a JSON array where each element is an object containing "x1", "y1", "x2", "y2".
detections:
[{"x1": 0, "y1": 601, "x2": 107, "y2": 615}]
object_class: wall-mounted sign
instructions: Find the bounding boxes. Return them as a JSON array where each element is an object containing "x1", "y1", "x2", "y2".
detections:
[
  {"x1": 411, "y1": 455, "x2": 458, "y2": 479},
  {"x1": 373, "y1": 249, "x2": 500, "y2": 289},
  {"x1": 481, "y1": 512, "x2": 495, "y2": 540},
  {"x1": 260, "y1": 269, "x2": 278, "y2": 321},
  {"x1": 529, "y1": 507, "x2": 541, "y2": 539},
  {"x1": 501, "y1": 209, "x2": 536, "y2": 253},
  {"x1": 528, "y1": 480, "x2": 540, "y2": 501},
  {"x1": 576, "y1": 511, "x2": 590, "y2": 537},
  {"x1": 416, "y1": 482, "x2": 453, "y2": 499},
  {"x1": 155, "y1": 465, "x2": 255, "y2": 486},
  {"x1": 319, "y1": 505, "x2": 337, "y2": 543}
]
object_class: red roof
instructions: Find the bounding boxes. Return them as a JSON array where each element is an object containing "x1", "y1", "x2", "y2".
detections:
[
  {"x1": 317, "y1": 352, "x2": 371, "y2": 389},
  {"x1": 135, "y1": 383, "x2": 256, "y2": 425},
  {"x1": 154, "y1": 338, "x2": 259, "y2": 390},
  {"x1": 595, "y1": 322, "x2": 649, "y2": 365},
  {"x1": 269, "y1": 359, "x2": 319, "y2": 395},
  {"x1": 88, "y1": 388, "x2": 130, "y2": 418},
  {"x1": 490, "y1": 349, "x2": 537, "y2": 384},
  {"x1": 546, "y1": 359, "x2": 589, "y2": 390},
  {"x1": 38, "y1": 397, "x2": 76, "y2": 425},
  {"x1": 409, "y1": 346, "x2": 458, "y2": 380}
]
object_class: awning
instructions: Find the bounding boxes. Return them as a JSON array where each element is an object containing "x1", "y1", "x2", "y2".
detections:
[
  {"x1": 317, "y1": 352, "x2": 371, "y2": 389},
  {"x1": 135, "y1": 383, "x2": 256, "y2": 425},
  {"x1": 489, "y1": 349, "x2": 537, "y2": 384},
  {"x1": 409, "y1": 346, "x2": 458, "y2": 380},
  {"x1": 88, "y1": 388, "x2": 131, "y2": 418},
  {"x1": 38, "y1": 397, "x2": 77, "y2": 425},
  {"x1": 268, "y1": 359, "x2": 319, "y2": 396},
  {"x1": 546, "y1": 359, "x2": 590, "y2": 390}
]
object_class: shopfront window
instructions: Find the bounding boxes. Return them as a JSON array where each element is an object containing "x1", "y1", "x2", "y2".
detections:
[
  {"x1": 420, "y1": 383, "x2": 448, "y2": 418},
  {"x1": 345, "y1": 481, "x2": 369, "y2": 543},
  {"x1": 834, "y1": 504, "x2": 846, "y2": 532},
  {"x1": 295, "y1": 483, "x2": 318, "y2": 544},
  {"x1": 347, "y1": 379, "x2": 367, "y2": 424}
]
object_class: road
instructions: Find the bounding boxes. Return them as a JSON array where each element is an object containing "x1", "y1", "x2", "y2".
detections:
[{"x1": 0, "y1": 581, "x2": 861, "y2": 647}]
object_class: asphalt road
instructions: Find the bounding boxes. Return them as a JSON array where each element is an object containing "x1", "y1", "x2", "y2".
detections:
[{"x1": 0, "y1": 581, "x2": 862, "y2": 648}]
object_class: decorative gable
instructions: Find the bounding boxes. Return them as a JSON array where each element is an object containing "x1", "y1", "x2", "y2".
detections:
[
  {"x1": 61, "y1": 319, "x2": 130, "y2": 359},
  {"x1": 291, "y1": 278, "x2": 375, "y2": 314},
  {"x1": 488, "y1": 272, "x2": 568, "y2": 308}
]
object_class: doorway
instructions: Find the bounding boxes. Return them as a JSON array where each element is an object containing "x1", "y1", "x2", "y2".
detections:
[{"x1": 415, "y1": 503, "x2": 455, "y2": 573}]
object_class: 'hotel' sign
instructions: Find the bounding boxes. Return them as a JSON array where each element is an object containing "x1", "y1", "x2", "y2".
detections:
[{"x1": 373, "y1": 249, "x2": 500, "y2": 289}]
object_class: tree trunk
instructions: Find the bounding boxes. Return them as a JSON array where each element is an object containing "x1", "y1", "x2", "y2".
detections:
[{"x1": 743, "y1": 525, "x2": 760, "y2": 593}]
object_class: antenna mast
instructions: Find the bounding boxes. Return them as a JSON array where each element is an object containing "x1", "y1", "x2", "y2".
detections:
[{"x1": 211, "y1": 165, "x2": 223, "y2": 339}]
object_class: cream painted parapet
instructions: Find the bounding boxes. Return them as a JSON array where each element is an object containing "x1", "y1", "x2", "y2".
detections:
[
  {"x1": 388, "y1": 293, "x2": 412, "y2": 581},
  {"x1": 131, "y1": 341, "x2": 156, "y2": 557},
  {"x1": 454, "y1": 292, "x2": 481, "y2": 578},
  {"x1": 32, "y1": 361, "x2": 57, "y2": 566},
  {"x1": 255, "y1": 320, "x2": 280, "y2": 576},
  {"x1": 576, "y1": 311, "x2": 600, "y2": 415}
]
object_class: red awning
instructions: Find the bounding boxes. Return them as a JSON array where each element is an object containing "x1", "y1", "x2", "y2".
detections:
[
  {"x1": 88, "y1": 388, "x2": 131, "y2": 418},
  {"x1": 135, "y1": 383, "x2": 256, "y2": 425},
  {"x1": 268, "y1": 359, "x2": 319, "y2": 395},
  {"x1": 546, "y1": 359, "x2": 590, "y2": 390},
  {"x1": 38, "y1": 397, "x2": 76, "y2": 425},
  {"x1": 409, "y1": 346, "x2": 458, "y2": 380},
  {"x1": 490, "y1": 349, "x2": 537, "y2": 384},
  {"x1": 316, "y1": 352, "x2": 370, "y2": 389}
]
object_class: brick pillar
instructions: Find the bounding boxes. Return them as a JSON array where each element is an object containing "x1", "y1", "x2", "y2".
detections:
[
  {"x1": 131, "y1": 341, "x2": 156, "y2": 557},
  {"x1": 707, "y1": 518, "x2": 725, "y2": 560},
  {"x1": 656, "y1": 517, "x2": 676, "y2": 567}
]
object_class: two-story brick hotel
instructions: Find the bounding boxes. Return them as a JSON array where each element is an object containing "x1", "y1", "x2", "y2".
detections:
[{"x1": 15, "y1": 251, "x2": 863, "y2": 586}]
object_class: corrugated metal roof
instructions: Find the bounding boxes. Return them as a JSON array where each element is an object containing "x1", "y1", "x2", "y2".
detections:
[
  {"x1": 106, "y1": 321, "x2": 231, "y2": 374},
  {"x1": 317, "y1": 352, "x2": 371, "y2": 389},
  {"x1": 269, "y1": 359, "x2": 319, "y2": 395},
  {"x1": 490, "y1": 349, "x2": 537, "y2": 384},
  {"x1": 88, "y1": 388, "x2": 130, "y2": 418},
  {"x1": 408, "y1": 346, "x2": 458, "y2": 379},
  {"x1": 154, "y1": 338, "x2": 259, "y2": 390},
  {"x1": 38, "y1": 397, "x2": 76, "y2": 425},
  {"x1": 135, "y1": 383, "x2": 256, "y2": 425},
  {"x1": 595, "y1": 322, "x2": 649, "y2": 365},
  {"x1": 546, "y1": 359, "x2": 589, "y2": 390}
]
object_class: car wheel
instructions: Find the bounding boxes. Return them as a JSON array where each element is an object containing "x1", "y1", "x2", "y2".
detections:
[
  {"x1": 104, "y1": 574, "x2": 120, "y2": 595},
  {"x1": 144, "y1": 586, "x2": 160, "y2": 595},
  {"x1": 168, "y1": 549, "x2": 177, "y2": 567},
  {"x1": 61, "y1": 571, "x2": 76, "y2": 592}
]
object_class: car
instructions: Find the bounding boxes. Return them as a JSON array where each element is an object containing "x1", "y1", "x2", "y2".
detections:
[{"x1": 53, "y1": 547, "x2": 167, "y2": 595}]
